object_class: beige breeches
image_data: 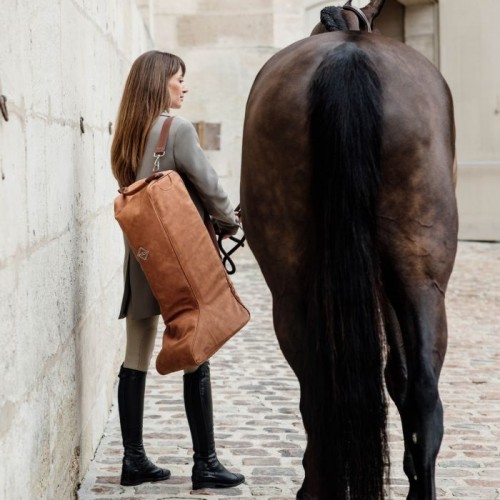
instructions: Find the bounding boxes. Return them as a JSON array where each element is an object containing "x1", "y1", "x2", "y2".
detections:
[{"x1": 124, "y1": 316, "x2": 198, "y2": 373}]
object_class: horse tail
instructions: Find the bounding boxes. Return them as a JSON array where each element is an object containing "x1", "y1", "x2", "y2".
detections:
[{"x1": 304, "y1": 42, "x2": 388, "y2": 499}]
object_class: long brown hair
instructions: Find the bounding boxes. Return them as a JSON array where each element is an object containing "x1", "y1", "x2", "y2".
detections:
[{"x1": 111, "y1": 51, "x2": 185, "y2": 187}]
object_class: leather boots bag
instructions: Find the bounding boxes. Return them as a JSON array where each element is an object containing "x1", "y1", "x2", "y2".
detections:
[{"x1": 114, "y1": 117, "x2": 250, "y2": 374}]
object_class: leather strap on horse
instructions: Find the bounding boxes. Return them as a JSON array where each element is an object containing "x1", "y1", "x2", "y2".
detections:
[{"x1": 343, "y1": 3, "x2": 373, "y2": 32}]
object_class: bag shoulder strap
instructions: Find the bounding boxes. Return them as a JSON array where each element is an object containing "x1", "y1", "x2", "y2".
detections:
[{"x1": 153, "y1": 116, "x2": 175, "y2": 172}]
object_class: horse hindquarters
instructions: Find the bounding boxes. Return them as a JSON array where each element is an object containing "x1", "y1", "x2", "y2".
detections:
[
  {"x1": 301, "y1": 42, "x2": 388, "y2": 499},
  {"x1": 378, "y1": 56, "x2": 457, "y2": 498}
]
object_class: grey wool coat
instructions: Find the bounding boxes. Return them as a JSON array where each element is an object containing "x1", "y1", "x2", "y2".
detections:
[{"x1": 118, "y1": 112, "x2": 240, "y2": 320}]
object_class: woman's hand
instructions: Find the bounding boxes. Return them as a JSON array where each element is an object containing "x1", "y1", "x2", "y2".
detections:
[
  {"x1": 235, "y1": 208, "x2": 242, "y2": 225},
  {"x1": 220, "y1": 228, "x2": 233, "y2": 240}
]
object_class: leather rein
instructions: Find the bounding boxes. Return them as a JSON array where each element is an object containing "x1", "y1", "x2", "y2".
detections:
[
  {"x1": 215, "y1": 204, "x2": 246, "y2": 275},
  {"x1": 342, "y1": 3, "x2": 373, "y2": 32}
]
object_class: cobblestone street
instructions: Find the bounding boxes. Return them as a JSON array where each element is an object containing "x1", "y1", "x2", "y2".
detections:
[{"x1": 78, "y1": 241, "x2": 500, "y2": 499}]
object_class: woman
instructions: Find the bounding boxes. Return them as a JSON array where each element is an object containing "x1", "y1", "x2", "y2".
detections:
[{"x1": 111, "y1": 50, "x2": 244, "y2": 490}]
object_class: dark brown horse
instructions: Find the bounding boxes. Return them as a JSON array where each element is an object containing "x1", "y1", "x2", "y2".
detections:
[{"x1": 240, "y1": 1, "x2": 458, "y2": 499}]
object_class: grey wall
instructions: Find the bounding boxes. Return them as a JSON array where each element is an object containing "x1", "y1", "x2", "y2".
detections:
[{"x1": 0, "y1": 1, "x2": 152, "y2": 497}]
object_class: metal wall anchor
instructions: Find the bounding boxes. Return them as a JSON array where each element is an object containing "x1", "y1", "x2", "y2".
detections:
[
  {"x1": 0, "y1": 95, "x2": 8, "y2": 121},
  {"x1": 80, "y1": 116, "x2": 85, "y2": 133}
]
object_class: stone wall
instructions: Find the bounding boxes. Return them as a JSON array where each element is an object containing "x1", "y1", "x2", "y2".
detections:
[
  {"x1": 399, "y1": 0, "x2": 439, "y2": 65},
  {"x1": 0, "y1": 1, "x2": 152, "y2": 498}
]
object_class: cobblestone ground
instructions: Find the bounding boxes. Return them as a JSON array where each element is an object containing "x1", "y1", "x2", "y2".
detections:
[{"x1": 78, "y1": 241, "x2": 500, "y2": 499}]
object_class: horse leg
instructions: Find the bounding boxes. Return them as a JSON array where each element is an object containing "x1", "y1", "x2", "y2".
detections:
[
  {"x1": 271, "y1": 290, "x2": 320, "y2": 500},
  {"x1": 383, "y1": 301, "x2": 419, "y2": 496},
  {"x1": 296, "y1": 387, "x2": 323, "y2": 500},
  {"x1": 386, "y1": 284, "x2": 448, "y2": 500},
  {"x1": 383, "y1": 301, "x2": 419, "y2": 495},
  {"x1": 383, "y1": 301, "x2": 407, "y2": 407}
]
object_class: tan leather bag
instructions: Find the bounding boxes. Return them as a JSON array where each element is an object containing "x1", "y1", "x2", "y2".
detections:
[{"x1": 114, "y1": 117, "x2": 250, "y2": 374}]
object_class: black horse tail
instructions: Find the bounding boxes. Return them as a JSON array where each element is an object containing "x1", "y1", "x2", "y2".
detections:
[{"x1": 304, "y1": 42, "x2": 388, "y2": 499}]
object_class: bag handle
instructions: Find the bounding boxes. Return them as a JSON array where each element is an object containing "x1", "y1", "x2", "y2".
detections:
[
  {"x1": 153, "y1": 116, "x2": 175, "y2": 172},
  {"x1": 118, "y1": 172, "x2": 165, "y2": 196}
]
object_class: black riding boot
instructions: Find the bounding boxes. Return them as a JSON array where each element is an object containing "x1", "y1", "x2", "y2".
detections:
[
  {"x1": 118, "y1": 364, "x2": 171, "y2": 486},
  {"x1": 184, "y1": 362, "x2": 245, "y2": 490}
]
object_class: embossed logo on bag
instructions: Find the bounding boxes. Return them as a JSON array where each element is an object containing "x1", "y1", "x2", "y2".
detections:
[{"x1": 137, "y1": 247, "x2": 149, "y2": 261}]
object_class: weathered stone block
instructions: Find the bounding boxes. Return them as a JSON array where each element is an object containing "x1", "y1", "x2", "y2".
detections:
[{"x1": 177, "y1": 14, "x2": 274, "y2": 47}]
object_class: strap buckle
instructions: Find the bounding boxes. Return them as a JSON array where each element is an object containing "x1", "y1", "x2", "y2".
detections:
[{"x1": 153, "y1": 152, "x2": 165, "y2": 172}]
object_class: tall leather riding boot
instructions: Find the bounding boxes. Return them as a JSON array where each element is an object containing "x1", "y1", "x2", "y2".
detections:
[
  {"x1": 118, "y1": 364, "x2": 171, "y2": 486},
  {"x1": 183, "y1": 362, "x2": 245, "y2": 490}
]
